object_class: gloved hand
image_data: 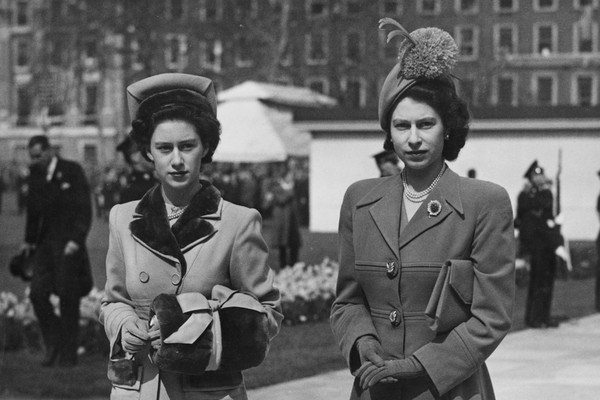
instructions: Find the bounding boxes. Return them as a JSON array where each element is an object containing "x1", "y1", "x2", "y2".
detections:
[
  {"x1": 356, "y1": 356, "x2": 426, "y2": 389},
  {"x1": 354, "y1": 335, "x2": 386, "y2": 369},
  {"x1": 121, "y1": 317, "x2": 151, "y2": 354}
]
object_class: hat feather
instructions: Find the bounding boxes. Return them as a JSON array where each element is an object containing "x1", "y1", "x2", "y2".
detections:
[{"x1": 378, "y1": 17, "x2": 416, "y2": 46}]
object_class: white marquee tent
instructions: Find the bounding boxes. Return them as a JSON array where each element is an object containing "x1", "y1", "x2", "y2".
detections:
[{"x1": 212, "y1": 81, "x2": 337, "y2": 163}]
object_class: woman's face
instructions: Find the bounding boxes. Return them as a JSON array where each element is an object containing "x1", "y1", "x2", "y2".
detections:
[
  {"x1": 389, "y1": 97, "x2": 445, "y2": 173},
  {"x1": 147, "y1": 120, "x2": 208, "y2": 192}
]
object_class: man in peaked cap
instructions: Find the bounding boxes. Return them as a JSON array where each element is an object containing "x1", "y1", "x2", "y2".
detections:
[
  {"x1": 115, "y1": 135, "x2": 156, "y2": 203},
  {"x1": 515, "y1": 160, "x2": 564, "y2": 328}
]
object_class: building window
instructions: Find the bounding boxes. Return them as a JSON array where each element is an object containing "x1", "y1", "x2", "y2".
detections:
[
  {"x1": 16, "y1": 0, "x2": 28, "y2": 25},
  {"x1": 533, "y1": 74, "x2": 557, "y2": 105},
  {"x1": 456, "y1": 26, "x2": 479, "y2": 60},
  {"x1": 165, "y1": 34, "x2": 188, "y2": 70},
  {"x1": 234, "y1": 0, "x2": 257, "y2": 20},
  {"x1": 418, "y1": 0, "x2": 441, "y2": 15},
  {"x1": 84, "y1": 84, "x2": 98, "y2": 117},
  {"x1": 573, "y1": 74, "x2": 596, "y2": 106},
  {"x1": 574, "y1": 0, "x2": 598, "y2": 10},
  {"x1": 15, "y1": 39, "x2": 29, "y2": 67},
  {"x1": 534, "y1": 23, "x2": 556, "y2": 55},
  {"x1": 534, "y1": 0, "x2": 558, "y2": 11},
  {"x1": 279, "y1": 40, "x2": 293, "y2": 67},
  {"x1": 344, "y1": 31, "x2": 363, "y2": 64},
  {"x1": 380, "y1": 0, "x2": 402, "y2": 15},
  {"x1": 306, "y1": 77, "x2": 330, "y2": 95},
  {"x1": 84, "y1": 38, "x2": 97, "y2": 61},
  {"x1": 456, "y1": 0, "x2": 479, "y2": 14},
  {"x1": 83, "y1": 144, "x2": 98, "y2": 167},
  {"x1": 495, "y1": 24, "x2": 518, "y2": 56},
  {"x1": 574, "y1": 12, "x2": 597, "y2": 52},
  {"x1": 199, "y1": 39, "x2": 222, "y2": 72},
  {"x1": 235, "y1": 35, "x2": 254, "y2": 67},
  {"x1": 17, "y1": 86, "x2": 31, "y2": 126},
  {"x1": 495, "y1": 75, "x2": 517, "y2": 106},
  {"x1": 344, "y1": 0, "x2": 363, "y2": 15},
  {"x1": 306, "y1": 31, "x2": 329, "y2": 65},
  {"x1": 495, "y1": 0, "x2": 518, "y2": 12},
  {"x1": 458, "y1": 78, "x2": 477, "y2": 106},
  {"x1": 50, "y1": 39, "x2": 63, "y2": 66},
  {"x1": 341, "y1": 78, "x2": 366, "y2": 108},
  {"x1": 130, "y1": 38, "x2": 143, "y2": 70},
  {"x1": 306, "y1": 0, "x2": 328, "y2": 18},
  {"x1": 167, "y1": 0, "x2": 184, "y2": 20},
  {"x1": 200, "y1": 0, "x2": 222, "y2": 21}
]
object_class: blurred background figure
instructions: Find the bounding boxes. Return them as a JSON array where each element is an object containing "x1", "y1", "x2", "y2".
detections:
[
  {"x1": 265, "y1": 160, "x2": 302, "y2": 269},
  {"x1": 22, "y1": 135, "x2": 93, "y2": 367},
  {"x1": 515, "y1": 160, "x2": 565, "y2": 328},
  {"x1": 16, "y1": 165, "x2": 29, "y2": 215},
  {"x1": 373, "y1": 150, "x2": 402, "y2": 177},
  {"x1": 115, "y1": 135, "x2": 156, "y2": 204},
  {"x1": 0, "y1": 169, "x2": 5, "y2": 214}
]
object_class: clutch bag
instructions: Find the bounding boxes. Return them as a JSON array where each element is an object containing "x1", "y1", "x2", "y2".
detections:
[{"x1": 425, "y1": 259, "x2": 474, "y2": 333}]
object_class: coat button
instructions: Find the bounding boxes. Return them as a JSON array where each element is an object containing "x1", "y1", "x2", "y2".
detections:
[
  {"x1": 171, "y1": 273, "x2": 181, "y2": 285},
  {"x1": 389, "y1": 310, "x2": 401, "y2": 327},
  {"x1": 139, "y1": 271, "x2": 149, "y2": 283},
  {"x1": 386, "y1": 261, "x2": 398, "y2": 279}
]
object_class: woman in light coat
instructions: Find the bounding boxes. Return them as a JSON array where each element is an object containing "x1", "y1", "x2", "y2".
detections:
[
  {"x1": 330, "y1": 20, "x2": 515, "y2": 400},
  {"x1": 100, "y1": 73, "x2": 282, "y2": 400}
]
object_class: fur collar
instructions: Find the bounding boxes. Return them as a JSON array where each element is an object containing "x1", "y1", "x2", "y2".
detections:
[{"x1": 130, "y1": 180, "x2": 221, "y2": 273}]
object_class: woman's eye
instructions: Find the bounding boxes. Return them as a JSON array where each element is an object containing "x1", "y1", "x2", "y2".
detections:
[{"x1": 156, "y1": 146, "x2": 172, "y2": 153}]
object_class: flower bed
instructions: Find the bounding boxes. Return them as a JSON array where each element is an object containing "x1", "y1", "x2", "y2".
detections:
[{"x1": 0, "y1": 258, "x2": 340, "y2": 353}]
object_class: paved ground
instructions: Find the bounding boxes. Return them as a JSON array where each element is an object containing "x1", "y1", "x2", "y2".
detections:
[{"x1": 248, "y1": 314, "x2": 600, "y2": 400}]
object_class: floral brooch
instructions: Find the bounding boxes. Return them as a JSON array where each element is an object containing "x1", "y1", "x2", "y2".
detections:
[{"x1": 427, "y1": 200, "x2": 442, "y2": 217}]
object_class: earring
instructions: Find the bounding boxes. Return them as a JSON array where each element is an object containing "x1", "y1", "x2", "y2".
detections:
[{"x1": 444, "y1": 131, "x2": 450, "y2": 141}]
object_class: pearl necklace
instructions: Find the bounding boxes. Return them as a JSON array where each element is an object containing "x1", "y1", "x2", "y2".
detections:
[
  {"x1": 167, "y1": 205, "x2": 188, "y2": 221},
  {"x1": 402, "y1": 164, "x2": 446, "y2": 201}
]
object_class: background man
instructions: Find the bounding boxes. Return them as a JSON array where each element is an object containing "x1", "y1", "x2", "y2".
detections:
[
  {"x1": 515, "y1": 160, "x2": 564, "y2": 328},
  {"x1": 372, "y1": 150, "x2": 402, "y2": 177},
  {"x1": 23, "y1": 135, "x2": 93, "y2": 367}
]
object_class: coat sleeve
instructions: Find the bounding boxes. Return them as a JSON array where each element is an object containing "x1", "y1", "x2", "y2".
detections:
[
  {"x1": 228, "y1": 208, "x2": 283, "y2": 339},
  {"x1": 99, "y1": 205, "x2": 138, "y2": 359},
  {"x1": 413, "y1": 185, "x2": 516, "y2": 396},
  {"x1": 330, "y1": 185, "x2": 380, "y2": 372}
]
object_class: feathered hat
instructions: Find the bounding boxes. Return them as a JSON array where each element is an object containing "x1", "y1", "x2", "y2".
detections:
[{"x1": 378, "y1": 18, "x2": 459, "y2": 133}]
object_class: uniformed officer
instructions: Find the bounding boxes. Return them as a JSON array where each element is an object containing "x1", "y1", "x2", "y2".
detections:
[
  {"x1": 115, "y1": 135, "x2": 157, "y2": 203},
  {"x1": 372, "y1": 150, "x2": 402, "y2": 177},
  {"x1": 515, "y1": 160, "x2": 564, "y2": 328}
]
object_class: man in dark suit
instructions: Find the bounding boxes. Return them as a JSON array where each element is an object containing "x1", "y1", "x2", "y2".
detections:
[
  {"x1": 515, "y1": 160, "x2": 564, "y2": 328},
  {"x1": 22, "y1": 135, "x2": 93, "y2": 367}
]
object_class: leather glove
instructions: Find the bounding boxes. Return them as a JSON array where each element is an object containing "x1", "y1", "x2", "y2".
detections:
[
  {"x1": 357, "y1": 356, "x2": 426, "y2": 389},
  {"x1": 121, "y1": 317, "x2": 150, "y2": 354},
  {"x1": 354, "y1": 335, "x2": 386, "y2": 369}
]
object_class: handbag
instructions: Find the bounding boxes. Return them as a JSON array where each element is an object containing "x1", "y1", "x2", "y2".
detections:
[{"x1": 425, "y1": 259, "x2": 474, "y2": 333}]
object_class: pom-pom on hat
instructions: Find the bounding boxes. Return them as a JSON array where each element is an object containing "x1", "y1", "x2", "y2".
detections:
[
  {"x1": 126, "y1": 73, "x2": 217, "y2": 123},
  {"x1": 378, "y1": 18, "x2": 459, "y2": 133}
]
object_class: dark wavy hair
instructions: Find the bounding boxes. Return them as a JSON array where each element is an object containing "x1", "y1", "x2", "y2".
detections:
[
  {"x1": 383, "y1": 79, "x2": 470, "y2": 161},
  {"x1": 130, "y1": 99, "x2": 221, "y2": 164}
]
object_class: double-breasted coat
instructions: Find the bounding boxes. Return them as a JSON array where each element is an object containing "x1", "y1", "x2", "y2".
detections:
[
  {"x1": 100, "y1": 182, "x2": 282, "y2": 400},
  {"x1": 331, "y1": 167, "x2": 515, "y2": 400}
]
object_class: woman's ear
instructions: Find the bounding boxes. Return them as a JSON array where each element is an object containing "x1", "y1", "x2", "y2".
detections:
[{"x1": 202, "y1": 146, "x2": 210, "y2": 158}]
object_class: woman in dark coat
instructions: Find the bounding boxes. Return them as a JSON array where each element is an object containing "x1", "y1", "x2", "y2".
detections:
[
  {"x1": 330, "y1": 19, "x2": 515, "y2": 400},
  {"x1": 99, "y1": 73, "x2": 282, "y2": 400}
]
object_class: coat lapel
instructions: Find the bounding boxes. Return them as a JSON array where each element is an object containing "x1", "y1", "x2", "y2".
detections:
[
  {"x1": 129, "y1": 180, "x2": 222, "y2": 275},
  {"x1": 399, "y1": 167, "x2": 464, "y2": 250},
  {"x1": 357, "y1": 176, "x2": 403, "y2": 259}
]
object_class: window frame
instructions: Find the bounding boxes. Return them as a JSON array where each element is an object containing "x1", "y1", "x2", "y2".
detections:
[
  {"x1": 199, "y1": 0, "x2": 223, "y2": 21},
  {"x1": 493, "y1": 73, "x2": 519, "y2": 106},
  {"x1": 455, "y1": 0, "x2": 479, "y2": 14},
  {"x1": 571, "y1": 72, "x2": 598, "y2": 106},
  {"x1": 199, "y1": 39, "x2": 223, "y2": 72},
  {"x1": 494, "y1": 0, "x2": 519, "y2": 13},
  {"x1": 306, "y1": 0, "x2": 329, "y2": 19},
  {"x1": 534, "y1": 0, "x2": 558, "y2": 12},
  {"x1": 343, "y1": 30, "x2": 364, "y2": 65},
  {"x1": 573, "y1": 15, "x2": 598, "y2": 53},
  {"x1": 164, "y1": 33, "x2": 189, "y2": 70},
  {"x1": 417, "y1": 0, "x2": 442, "y2": 15},
  {"x1": 533, "y1": 22, "x2": 558, "y2": 55},
  {"x1": 379, "y1": 0, "x2": 403, "y2": 15},
  {"x1": 455, "y1": 25, "x2": 480, "y2": 61},
  {"x1": 340, "y1": 76, "x2": 367, "y2": 108},
  {"x1": 305, "y1": 30, "x2": 329, "y2": 66},
  {"x1": 494, "y1": 23, "x2": 519, "y2": 57},
  {"x1": 531, "y1": 72, "x2": 558, "y2": 105}
]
